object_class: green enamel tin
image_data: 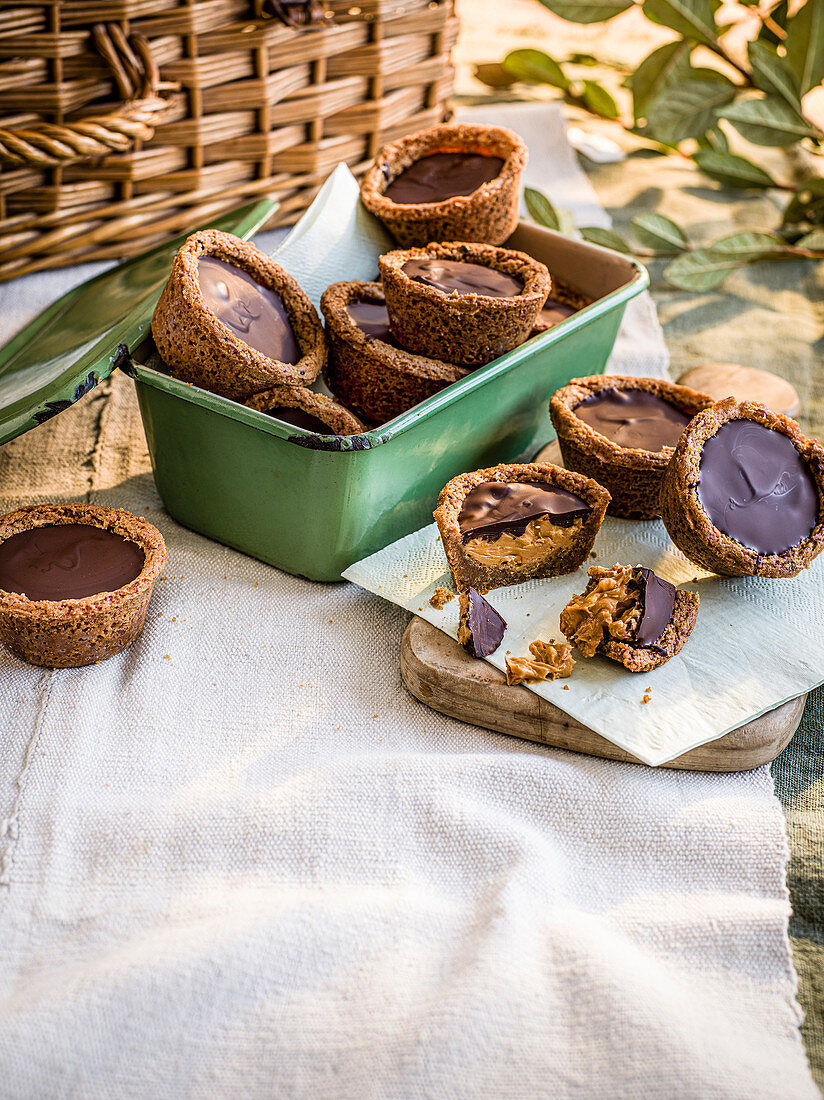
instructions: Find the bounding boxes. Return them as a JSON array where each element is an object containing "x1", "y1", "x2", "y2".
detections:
[
  {"x1": 0, "y1": 199, "x2": 278, "y2": 446},
  {"x1": 129, "y1": 223, "x2": 649, "y2": 582}
]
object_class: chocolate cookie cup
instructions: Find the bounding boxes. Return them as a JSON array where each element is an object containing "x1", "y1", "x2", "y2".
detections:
[
  {"x1": 0, "y1": 503, "x2": 167, "y2": 668},
  {"x1": 530, "y1": 278, "x2": 593, "y2": 335},
  {"x1": 549, "y1": 375, "x2": 714, "y2": 520},
  {"x1": 380, "y1": 242, "x2": 550, "y2": 366},
  {"x1": 360, "y1": 123, "x2": 527, "y2": 247},
  {"x1": 152, "y1": 230, "x2": 326, "y2": 402},
  {"x1": 320, "y1": 280, "x2": 466, "y2": 423},
  {"x1": 659, "y1": 399, "x2": 824, "y2": 578},
  {"x1": 246, "y1": 384, "x2": 364, "y2": 435},
  {"x1": 434, "y1": 462, "x2": 610, "y2": 594},
  {"x1": 560, "y1": 565, "x2": 699, "y2": 673}
]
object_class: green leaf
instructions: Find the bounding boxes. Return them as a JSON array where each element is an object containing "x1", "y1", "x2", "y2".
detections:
[
  {"x1": 536, "y1": 0, "x2": 633, "y2": 22},
  {"x1": 664, "y1": 249, "x2": 735, "y2": 290},
  {"x1": 630, "y1": 213, "x2": 689, "y2": 252},
  {"x1": 580, "y1": 226, "x2": 632, "y2": 252},
  {"x1": 693, "y1": 150, "x2": 779, "y2": 188},
  {"x1": 567, "y1": 52, "x2": 601, "y2": 66},
  {"x1": 581, "y1": 79, "x2": 620, "y2": 118},
  {"x1": 525, "y1": 187, "x2": 561, "y2": 230},
  {"x1": 747, "y1": 41, "x2": 802, "y2": 111},
  {"x1": 709, "y1": 231, "x2": 791, "y2": 259},
  {"x1": 630, "y1": 40, "x2": 692, "y2": 120},
  {"x1": 473, "y1": 63, "x2": 517, "y2": 89},
  {"x1": 646, "y1": 79, "x2": 736, "y2": 144},
  {"x1": 784, "y1": 0, "x2": 824, "y2": 94},
  {"x1": 502, "y1": 49, "x2": 570, "y2": 89},
  {"x1": 719, "y1": 95, "x2": 819, "y2": 146},
  {"x1": 797, "y1": 228, "x2": 824, "y2": 250},
  {"x1": 782, "y1": 177, "x2": 824, "y2": 226},
  {"x1": 642, "y1": 0, "x2": 721, "y2": 45}
]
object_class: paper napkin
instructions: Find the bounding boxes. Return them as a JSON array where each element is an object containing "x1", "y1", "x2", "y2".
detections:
[{"x1": 344, "y1": 519, "x2": 824, "y2": 766}]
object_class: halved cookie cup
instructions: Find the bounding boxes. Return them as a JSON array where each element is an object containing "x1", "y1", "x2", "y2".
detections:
[
  {"x1": 659, "y1": 399, "x2": 824, "y2": 578},
  {"x1": 560, "y1": 564, "x2": 699, "y2": 673},
  {"x1": 434, "y1": 462, "x2": 610, "y2": 594},
  {"x1": 320, "y1": 280, "x2": 466, "y2": 423},
  {"x1": 380, "y1": 242, "x2": 550, "y2": 366},
  {"x1": 246, "y1": 384, "x2": 365, "y2": 435},
  {"x1": 549, "y1": 375, "x2": 714, "y2": 520},
  {"x1": 0, "y1": 503, "x2": 167, "y2": 668},
  {"x1": 360, "y1": 123, "x2": 527, "y2": 247},
  {"x1": 152, "y1": 229, "x2": 326, "y2": 402}
]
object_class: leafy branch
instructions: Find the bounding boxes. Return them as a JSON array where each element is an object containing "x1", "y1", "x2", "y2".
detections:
[
  {"x1": 525, "y1": 186, "x2": 824, "y2": 289},
  {"x1": 476, "y1": 0, "x2": 824, "y2": 191}
]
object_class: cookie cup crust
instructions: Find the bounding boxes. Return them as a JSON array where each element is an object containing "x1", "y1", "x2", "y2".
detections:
[
  {"x1": 0, "y1": 503, "x2": 168, "y2": 668},
  {"x1": 659, "y1": 398, "x2": 824, "y2": 578},
  {"x1": 433, "y1": 462, "x2": 610, "y2": 594},
  {"x1": 549, "y1": 374, "x2": 714, "y2": 520},
  {"x1": 380, "y1": 242, "x2": 550, "y2": 366},
  {"x1": 320, "y1": 280, "x2": 466, "y2": 423},
  {"x1": 245, "y1": 384, "x2": 365, "y2": 435},
  {"x1": 360, "y1": 123, "x2": 527, "y2": 248},
  {"x1": 151, "y1": 229, "x2": 326, "y2": 402}
]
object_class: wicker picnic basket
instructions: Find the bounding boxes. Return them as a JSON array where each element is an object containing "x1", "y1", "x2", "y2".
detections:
[{"x1": 0, "y1": 0, "x2": 457, "y2": 281}]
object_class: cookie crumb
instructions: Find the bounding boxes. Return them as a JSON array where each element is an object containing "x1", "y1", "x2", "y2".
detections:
[{"x1": 429, "y1": 586, "x2": 454, "y2": 609}]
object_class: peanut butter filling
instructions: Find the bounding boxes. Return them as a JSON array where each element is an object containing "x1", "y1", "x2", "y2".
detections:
[
  {"x1": 506, "y1": 638, "x2": 575, "y2": 685},
  {"x1": 464, "y1": 515, "x2": 584, "y2": 568},
  {"x1": 559, "y1": 566, "x2": 641, "y2": 657}
]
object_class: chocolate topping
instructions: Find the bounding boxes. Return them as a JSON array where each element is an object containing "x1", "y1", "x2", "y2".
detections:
[
  {"x1": 0, "y1": 524, "x2": 145, "y2": 602},
  {"x1": 197, "y1": 256, "x2": 299, "y2": 364},
  {"x1": 266, "y1": 407, "x2": 331, "y2": 433},
  {"x1": 539, "y1": 298, "x2": 577, "y2": 325},
  {"x1": 574, "y1": 387, "x2": 690, "y2": 452},
  {"x1": 696, "y1": 419, "x2": 819, "y2": 555},
  {"x1": 402, "y1": 258, "x2": 523, "y2": 298},
  {"x1": 633, "y1": 567, "x2": 676, "y2": 650},
  {"x1": 344, "y1": 300, "x2": 400, "y2": 346},
  {"x1": 384, "y1": 152, "x2": 504, "y2": 205},
  {"x1": 464, "y1": 587, "x2": 507, "y2": 658},
  {"x1": 459, "y1": 480, "x2": 591, "y2": 542}
]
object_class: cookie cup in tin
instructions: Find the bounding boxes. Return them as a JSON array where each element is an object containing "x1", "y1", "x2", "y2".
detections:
[
  {"x1": 380, "y1": 242, "x2": 550, "y2": 367},
  {"x1": 152, "y1": 229, "x2": 326, "y2": 402},
  {"x1": 0, "y1": 504, "x2": 167, "y2": 668},
  {"x1": 549, "y1": 375, "x2": 714, "y2": 520},
  {"x1": 659, "y1": 398, "x2": 824, "y2": 578},
  {"x1": 360, "y1": 123, "x2": 527, "y2": 247},
  {"x1": 246, "y1": 384, "x2": 365, "y2": 435},
  {"x1": 320, "y1": 281, "x2": 466, "y2": 423}
]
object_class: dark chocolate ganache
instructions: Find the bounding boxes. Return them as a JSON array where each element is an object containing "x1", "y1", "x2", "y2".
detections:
[
  {"x1": 266, "y1": 407, "x2": 331, "y2": 433},
  {"x1": 0, "y1": 524, "x2": 145, "y2": 602},
  {"x1": 459, "y1": 480, "x2": 591, "y2": 542},
  {"x1": 633, "y1": 567, "x2": 675, "y2": 650},
  {"x1": 574, "y1": 387, "x2": 690, "y2": 452},
  {"x1": 464, "y1": 587, "x2": 507, "y2": 659},
  {"x1": 197, "y1": 256, "x2": 299, "y2": 364},
  {"x1": 345, "y1": 301, "x2": 395, "y2": 343},
  {"x1": 403, "y1": 258, "x2": 523, "y2": 298},
  {"x1": 384, "y1": 153, "x2": 504, "y2": 205},
  {"x1": 696, "y1": 419, "x2": 818, "y2": 556}
]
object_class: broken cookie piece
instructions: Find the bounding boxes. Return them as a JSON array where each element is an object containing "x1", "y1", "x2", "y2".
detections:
[
  {"x1": 506, "y1": 639, "x2": 575, "y2": 685},
  {"x1": 457, "y1": 587, "x2": 506, "y2": 658},
  {"x1": 559, "y1": 564, "x2": 699, "y2": 672},
  {"x1": 429, "y1": 585, "x2": 455, "y2": 609}
]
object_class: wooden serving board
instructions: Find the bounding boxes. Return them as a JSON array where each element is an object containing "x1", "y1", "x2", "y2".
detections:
[{"x1": 400, "y1": 617, "x2": 805, "y2": 772}]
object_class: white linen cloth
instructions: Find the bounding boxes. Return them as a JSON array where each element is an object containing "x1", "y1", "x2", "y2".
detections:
[{"x1": 0, "y1": 104, "x2": 815, "y2": 1098}]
